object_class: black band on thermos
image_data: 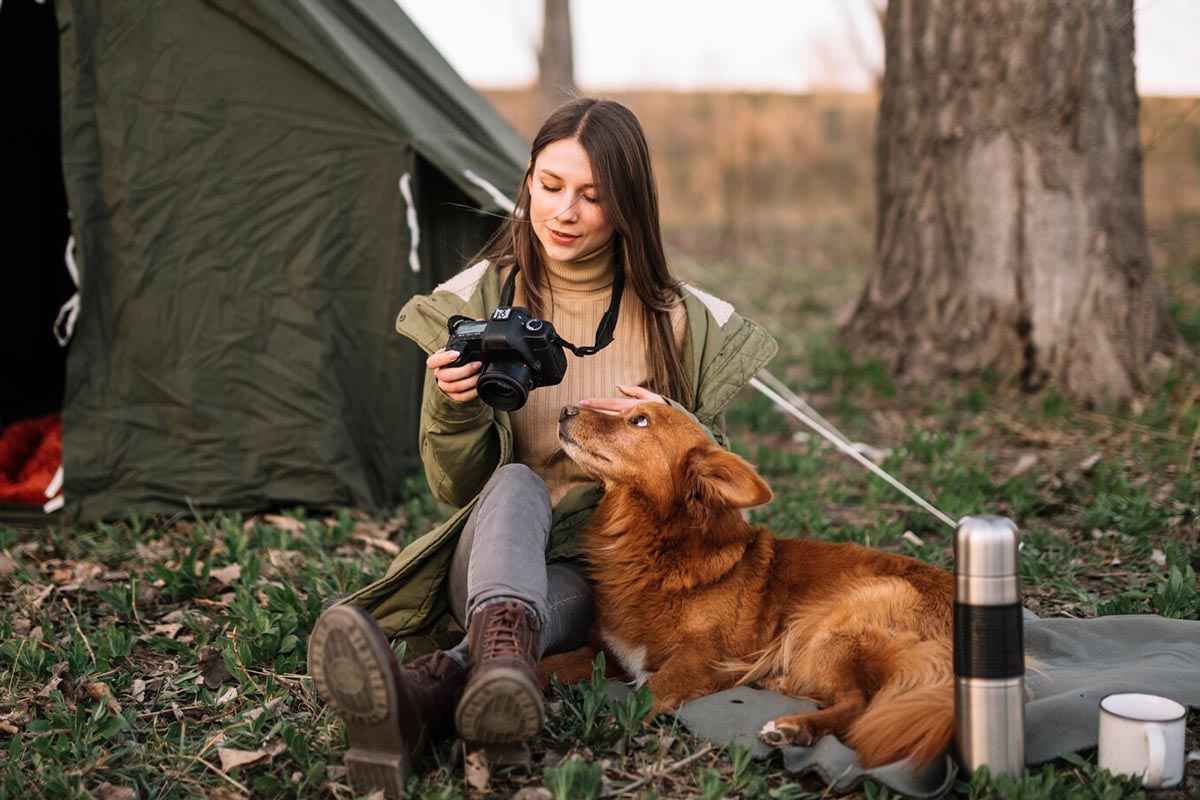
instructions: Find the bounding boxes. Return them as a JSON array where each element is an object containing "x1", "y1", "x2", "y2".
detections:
[{"x1": 953, "y1": 602, "x2": 1025, "y2": 678}]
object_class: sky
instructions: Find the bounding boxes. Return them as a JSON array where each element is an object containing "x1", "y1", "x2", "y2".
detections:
[{"x1": 396, "y1": 0, "x2": 1200, "y2": 96}]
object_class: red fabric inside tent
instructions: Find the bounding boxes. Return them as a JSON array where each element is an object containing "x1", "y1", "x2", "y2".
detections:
[{"x1": 0, "y1": 412, "x2": 62, "y2": 505}]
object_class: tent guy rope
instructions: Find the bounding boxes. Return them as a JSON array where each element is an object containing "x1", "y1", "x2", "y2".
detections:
[{"x1": 749, "y1": 373, "x2": 958, "y2": 529}]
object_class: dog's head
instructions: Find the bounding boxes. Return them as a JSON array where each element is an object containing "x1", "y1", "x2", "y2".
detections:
[{"x1": 557, "y1": 403, "x2": 772, "y2": 516}]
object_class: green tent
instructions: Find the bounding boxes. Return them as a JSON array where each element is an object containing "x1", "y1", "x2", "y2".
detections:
[{"x1": 3, "y1": 0, "x2": 526, "y2": 521}]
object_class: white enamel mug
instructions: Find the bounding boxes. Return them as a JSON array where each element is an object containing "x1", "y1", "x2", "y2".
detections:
[{"x1": 1098, "y1": 693, "x2": 1187, "y2": 788}]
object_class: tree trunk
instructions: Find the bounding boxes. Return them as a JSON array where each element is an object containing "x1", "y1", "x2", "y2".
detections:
[
  {"x1": 841, "y1": 0, "x2": 1185, "y2": 404},
  {"x1": 537, "y1": 0, "x2": 577, "y2": 120}
]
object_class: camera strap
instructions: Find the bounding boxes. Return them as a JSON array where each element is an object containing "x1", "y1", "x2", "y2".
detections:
[{"x1": 500, "y1": 253, "x2": 624, "y2": 357}]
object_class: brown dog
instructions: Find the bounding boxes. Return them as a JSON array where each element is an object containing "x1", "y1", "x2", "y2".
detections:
[{"x1": 541, "y1": 402, "x2": 955, "y2": 768}]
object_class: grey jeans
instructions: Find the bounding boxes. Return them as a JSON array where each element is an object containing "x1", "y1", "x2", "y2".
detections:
[{"x1": 446, "y1": 463, "x2": 594, "y2": 659}]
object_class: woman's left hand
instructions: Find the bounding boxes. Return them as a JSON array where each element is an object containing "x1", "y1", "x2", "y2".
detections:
[{"x1": 579, "y1": 384, "x2": 668, "y2": 413}]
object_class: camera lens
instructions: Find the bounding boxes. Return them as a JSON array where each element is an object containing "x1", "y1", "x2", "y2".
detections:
[{"x1": 477, "y1": 359, "x2": 534, "y2": 411}]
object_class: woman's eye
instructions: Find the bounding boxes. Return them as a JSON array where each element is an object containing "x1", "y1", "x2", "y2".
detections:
[
  {"x1": 630, "y1": 415, "x2": 649, "y2": 428},
  {"x1": 583, "y1": 194, "x2": 599, "y2": 204},
  {"x1": 540, "y1": 183, "x2": 561, "y2": 193}
]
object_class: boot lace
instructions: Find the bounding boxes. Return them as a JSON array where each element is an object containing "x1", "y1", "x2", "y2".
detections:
[{"x1": 481, "y1": 603, "x2": 535, "y2": 659}]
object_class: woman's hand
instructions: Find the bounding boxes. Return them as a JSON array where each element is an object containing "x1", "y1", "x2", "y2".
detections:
[
  {"x1": 427, "y1": 347, "x2": 482, "y2": 403},
  {"x1": 579, "y1": 384, "x2": 667, "y2": 413}
]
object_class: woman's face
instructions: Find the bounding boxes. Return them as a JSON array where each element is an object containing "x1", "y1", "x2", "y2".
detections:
[{"x1": 527, "y1": 137, "x2": 614, "y2": 262}]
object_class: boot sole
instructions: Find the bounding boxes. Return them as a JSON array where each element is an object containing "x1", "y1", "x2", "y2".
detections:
[
  {"x1": 455, "y1": 666, "x2": 545, "y2": 744},
  {"x1": 308, "y1": 605, "x2": 410, "y2": 799}
]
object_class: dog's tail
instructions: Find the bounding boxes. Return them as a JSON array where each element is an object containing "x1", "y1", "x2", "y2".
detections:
[{"x1": 846, "y1": 639, "x2": 955, "y2": 769}]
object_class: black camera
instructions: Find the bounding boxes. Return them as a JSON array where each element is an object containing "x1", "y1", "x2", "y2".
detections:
[{"x1": 445, "y1": 307, "x2": 567, "y2": 411}]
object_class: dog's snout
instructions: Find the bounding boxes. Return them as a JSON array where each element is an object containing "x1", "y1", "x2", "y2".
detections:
[{"x1": 560, "y1": 405, "x2": 580, "y2": 421}]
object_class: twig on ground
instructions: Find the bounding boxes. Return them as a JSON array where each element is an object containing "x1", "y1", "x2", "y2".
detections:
[
  {"x1": 62, "y1": 597, "x2": 96, "y2": 665},
  {"x1": 190, "y1": 754, "x2": 252, "y2": 796},
  {"x1": 229, "y1": 626, "x2": 264, "y2": 696},
  {"x1": 604, "y1": 742, "x2": 716, "y2": 798}
]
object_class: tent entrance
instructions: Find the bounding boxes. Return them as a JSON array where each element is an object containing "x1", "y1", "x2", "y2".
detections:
[{"x1": 0, "y1": 0, "x2": 72, "y2": 519}]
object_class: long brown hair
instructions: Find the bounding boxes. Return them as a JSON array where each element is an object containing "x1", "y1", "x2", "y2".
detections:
[{"x1": 484, "y1": 98, "x2": 693, "y2": 409}]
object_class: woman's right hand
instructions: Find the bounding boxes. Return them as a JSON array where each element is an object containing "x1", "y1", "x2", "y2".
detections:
[{"x1": 427, "y1": 347, "x2": 483, "y2": 403}]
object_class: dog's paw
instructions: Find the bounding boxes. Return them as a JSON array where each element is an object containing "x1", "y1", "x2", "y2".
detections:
[
  {"x1": 758, "y1": 719, "x2": 815, "y2": 748},
  {"x1": 650, "y1": 695, "x2": 679, "y2": 715}
]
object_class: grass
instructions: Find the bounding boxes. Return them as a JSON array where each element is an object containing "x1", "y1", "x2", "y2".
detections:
[
  {"x1": 5, "y1": 89, "x2": 1200, "y2": 798},
  {"x1": 2, "y1": 322, "x2": 1197, "y2": 797}
]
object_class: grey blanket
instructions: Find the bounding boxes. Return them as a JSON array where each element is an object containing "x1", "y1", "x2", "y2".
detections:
[{"x1": 671, "y1": 614, "x2": 1200, "y2": 798}]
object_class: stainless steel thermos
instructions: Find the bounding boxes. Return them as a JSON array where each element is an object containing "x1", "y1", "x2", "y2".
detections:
[{"x1": 953, "y1": 515, "x2": 1026, "y2": 779}]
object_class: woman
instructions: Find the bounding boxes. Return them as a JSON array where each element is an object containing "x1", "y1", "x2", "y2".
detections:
[{"x1": 308, "y1": 97, "x2": 776, "y2": 797}]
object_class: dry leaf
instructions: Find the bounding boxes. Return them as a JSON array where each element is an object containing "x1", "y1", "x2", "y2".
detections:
[
  {"x1": 262, "y1": 514, "x2": 306, "y2": 534},
  {"x1": 242, "y1": 696, "x2": 286, "y2": 722},
  {"x1": 30, "y1": 584, "x2": 55, "y2": 609},
  {"x1": 149, "y1": 623, "x2": 184, "y2": 640},
  {"x1": 464, "y1": 747, "x2": 491, "y2": 792},
  {"x1": 59, "y1": 562, "x2": 107, "y2": 592},
  {"x1": 261, "y1": 737, "x2": 287, "y2": 757},
  {"x1": 84, "y1": 681, "x2": 122, "y2": 714},
  {"x1": 1010, "y1": 452, "x2": 1039, "y2": 477},
  {"x1": 94, "y1": 782, "x2": 137, "y2": 800},
  {"x1": 1151, "y1": 548, "x2": 1167, "y2": 566},
  {"x1": 216, "y1": 687, "x2": 239, "y2": 705},
  {"x1": 511, "y1": 789, "x2": 553, "y2": 800},
  {"x1": 0, "y1": 550, "x2": 15, "y2": 581},
  {"x1": 352, "y1": 534, "x2": 400, "y2": 555},
  {"x1": 1079, "y1": 452, "x2": 1102, "y2": 473},
  {"x1": 217, "y1": 747, "x2": 271, "y2": 772},
  {"x1": 197, "y1": 647, "x2": 234, "y2": 690},
  {"x1": 37, "y1": 662, "x2": 71, "y2": 698},
  {"x1": 208, "y1": 563, "x2": 242, "y2": 587}
]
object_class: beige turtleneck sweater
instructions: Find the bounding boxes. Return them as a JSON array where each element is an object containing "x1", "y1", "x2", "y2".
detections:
[{"x1": 509, "y1": 241, "x2": 686, "y2": 505}]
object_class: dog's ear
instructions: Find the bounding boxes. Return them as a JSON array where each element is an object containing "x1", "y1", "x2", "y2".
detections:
[{"x1": 686, "y1": 445, "x2": 773, "y2": 509}]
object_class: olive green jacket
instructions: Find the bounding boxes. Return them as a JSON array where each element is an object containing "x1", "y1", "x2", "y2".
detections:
[{"x1": 342, "y1": 260, "x2": 777, "y2": 652}]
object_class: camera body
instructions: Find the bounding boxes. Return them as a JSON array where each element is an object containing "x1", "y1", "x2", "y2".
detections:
[{"x1": 445, "y1": 306, "x2": 567, "y2": 411}]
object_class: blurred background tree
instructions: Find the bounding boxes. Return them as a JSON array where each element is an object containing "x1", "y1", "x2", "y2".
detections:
[
  {"x1": 537, "y1": 0, "x2": 577, "y2": 120},
  {"x1": 840, "y1": 0, "x2": 1187, "y2": 405}
]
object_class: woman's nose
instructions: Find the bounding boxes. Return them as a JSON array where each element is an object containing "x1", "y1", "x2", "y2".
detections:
[{"x1": 555, "y1": 197, "x2": 579, "y2": 222}]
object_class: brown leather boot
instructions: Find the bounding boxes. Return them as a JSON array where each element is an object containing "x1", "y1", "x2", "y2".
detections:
[
  {"x1": 309, "y1": 605, "x2": 465, "y2": 799},
  {"x1": 455, "y1": 600, "x2": 545, "y2": 744}
]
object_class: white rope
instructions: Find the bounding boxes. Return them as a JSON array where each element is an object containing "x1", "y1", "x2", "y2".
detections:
[
  {"x1": 44, "y1": 465, "x2": 63, "y2": 498},
  {"x1": 754, "y1": 369, "x2": 855, "y2": 449},
  {"x1": 750, "y1": 373, "x2": 958, "y2": 529},
  {"x1": 462, "y1": 169, "x2": 516, "y2": 214},
  {"x1": 53, "y1": 235, "x2": 81, "y2": 346},
  {"x1": 44, "y1": 465, "x2": 64, "y2": 514},
  {"x1": 398, "y1": 173, "x2": 422, "y2": 273},
  {"x1": 665, "y1": 241, "x2": 953, "y2": 528}
]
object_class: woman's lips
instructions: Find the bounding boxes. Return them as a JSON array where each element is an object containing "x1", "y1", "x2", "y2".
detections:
[{"x1": 549, "y1": 228, "x2": 580, "y2": 245}]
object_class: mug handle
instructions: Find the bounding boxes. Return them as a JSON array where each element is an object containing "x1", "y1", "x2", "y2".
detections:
[{"x1": 1143, "y1": 725, "x2": 1166, "y2": 788}]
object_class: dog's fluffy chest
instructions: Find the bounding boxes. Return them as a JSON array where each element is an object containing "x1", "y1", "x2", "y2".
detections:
[{"x1": 599, "y1": 627, "x2": 653, "y2": 687}]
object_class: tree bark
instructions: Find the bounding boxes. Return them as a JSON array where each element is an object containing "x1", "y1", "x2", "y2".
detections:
[
  {"x1": 841, "y1": 0, "x2": 1185, "y2": 404},
  {"x1": 537, "y1": 0, "x2": 577, "y2": 120}
]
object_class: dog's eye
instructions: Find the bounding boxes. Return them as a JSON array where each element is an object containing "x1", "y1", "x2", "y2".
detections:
[{"x1": 630, "y1": 415, "x2": 649, "y2": 428}]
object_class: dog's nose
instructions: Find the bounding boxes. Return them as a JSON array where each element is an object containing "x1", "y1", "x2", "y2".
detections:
[{"x1": 560, "y1": 405, "x2": 579, "y2": 421}]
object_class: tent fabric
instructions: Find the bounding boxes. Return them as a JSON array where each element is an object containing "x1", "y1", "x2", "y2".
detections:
[{"x1": 51, "y1": 0, "x2": 526, "y2": 521}]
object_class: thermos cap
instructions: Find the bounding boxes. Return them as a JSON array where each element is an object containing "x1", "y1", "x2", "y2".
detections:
[{"x1": 954, "y1": 515, "x2": 1019, "y2": 578}]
